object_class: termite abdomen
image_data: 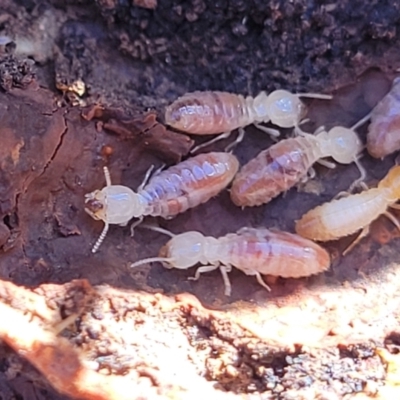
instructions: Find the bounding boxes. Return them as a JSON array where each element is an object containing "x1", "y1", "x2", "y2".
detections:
[
  {"x1": 230, "y1": 137, "x2": 313, "y2": 207},
  {"x1": 165, "y1": 91, "x2": 251, "y2": 135}
]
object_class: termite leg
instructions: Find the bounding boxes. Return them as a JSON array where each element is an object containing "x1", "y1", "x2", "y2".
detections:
[
  {"x1": 313, "y1": 125, "x2": 326, "y2": 135},
  {"x1": 253, "y1": 124, "x2": 280, "y2": 138},
  {"x1": 316, "y1": 159, "x2": 336, "y2": 169},
  {"x1": 190, "y1": 131, "x2": 232, "y2": 154},
  {"x1": 104, "y1": 166, "x2": 112, "y2": 186},
  {"x1": 308, "y1": 167, "x2": 316, "y2": 180},
  {"x1": 389, "y1": 203, "x2": 400, "y2": 210},
  {"x1": 137, "y1": 163, "x2": 166, "y2": 192},
  {"x1": 298, "y1": 167, "x2": 316, "y2": 186},
  {"x1": 225, "y1": 127, "x2": 246, "y2": 152},
  {"x1": 154, "y1": 163, "x2": 166, "y2": 176},
  {"x1": 130, "y1": 217, "x2": 144, "y2": 237},
  {"x1": 335, "y1": 182, "x2": 368, "y2": 200},
  {"x1": 296, "y1": 124, "x2": 328, "y2": 137},
  {"x1": 342, "y1": 225, "x2": 370, "y2": 256},
  {"x1": 293, "y1": 124, "x2": 309, "y2": 136},
  {"x1": 255, "y1": 272, "x2": 271, "y2": 292},
  {"x1": 334, "y1": 190, "x2": 351, "y2": 200},
  {"x1": 92, "y1": 222, "x2": 109, "y2": 253},
  {"x1": 383, "y1": 211, "x2": 400, "y2": 232},
  {"x1": 188, "y1": 263, "x2": 220, "y2": 281},
  {"x1": 299, "y1": 118, "x2": 310, "y2": 126},
  {"x1": 137, "y1": 165, "x2": 155, "y2": 191},
  {"x1": 347, "y1": 159, "x2": 367, "y2": 193},
  {"x1": 219, "y1": 265, "x2": 233, "y2": 296}
]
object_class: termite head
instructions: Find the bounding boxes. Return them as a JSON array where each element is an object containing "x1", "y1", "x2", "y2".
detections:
[
  {"x1": 85, "y1": 190, "x2": 106, "y2": 220},
  {"x1": 159, "y1": 231, "x2": 206, "y2": 269},
  {"x1": 265, "y1": 90, "x2": 306, "y2": 128},
  {"x1": 378, "y1": 165, "x2": 400, "y2": 200},
  {"x1": 325, "y1": 126, "x2": 363, "y2": 164},
  {"x1": 84, "y1": 185, "x2": 144, "y2": 225},
  {"x1": 130, "y1": 231, "x2": 206, "y2": 270}
]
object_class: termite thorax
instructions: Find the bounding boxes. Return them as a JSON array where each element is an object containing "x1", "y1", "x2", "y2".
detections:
[
  {"x1": 203, "y1": 236, "x2": 223, "y2": 263},
  {"x1": 251, "y1": 92, "x2": 270, "y2": 123},
  {"x1": 315, "y1": 131, "x2": 333, "y2": 159},
  {"x1": 378, "y1": 165, "x2": 400, "y2": 201}
]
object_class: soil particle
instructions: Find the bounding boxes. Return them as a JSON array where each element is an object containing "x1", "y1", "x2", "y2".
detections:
[
  {"x1": 0, "y1": 54, "x2": 35, "y2": 91},
  {"x1": 0, "y1": 279, "x2": 394, "y2": 399},
  {"x1": 93, "y1": 0, "x2": 400, "y2": 101}
]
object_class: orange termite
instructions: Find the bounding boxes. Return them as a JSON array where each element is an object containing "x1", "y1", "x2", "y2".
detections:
[
  {"x1": 367, "y1": 77, "x2": 400, "y2": 159},
  {"x1": 295, "y1": 165, "x2": 400, "y2": 253},
  {"x1": 230, "y1": 120, "x2": 366, "y2": 207},
  {"x1": 85, "y1": 152, "x2": 239, "y2": 253},
  {"x1": 130, "y1": 226, "x2": 330, "y2": 296},
  {"x1": 165, "y1": 90, "x2": 332, "y2": 151}
]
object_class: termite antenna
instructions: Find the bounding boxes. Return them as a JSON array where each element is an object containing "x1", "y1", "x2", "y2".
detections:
[
  {"x1": 297, "y1": 93, "x2": 333, "y2": 100},
  {"x1": 130, "y1": 257, "x2": 174, "y2": 268},
  {"x1": 139, "y1": 224, "x2": 176, "y2": 238},
  {"x1": 92, "y1": 222, "x2": 109, "y2": 253},
  {"x1": 103, "y1": 166, "x2": 112, "y2": 186},
  {"x1": 350, "y1": 111, "x2": 373, "y2": 131}
]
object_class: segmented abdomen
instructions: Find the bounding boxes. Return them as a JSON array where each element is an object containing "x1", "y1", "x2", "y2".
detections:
[
  {"x1": 295, "y1": 189, "x2": 388, "y2": 241},
  {"x1": 165, "y1": 91, "x2": 252, "y2": 134},
  {"x1": 230, "y1": 137, "x2": 316, "y2": 207},
  {"x1": 139, "y1": 152, "x2": 239, "y2": 218},
  {"x1": 221, "y1": 228, "x2": 329, "y2": 278},
  {"x1": 367, "y1": 80, "x2": 400, "y2": 158}
]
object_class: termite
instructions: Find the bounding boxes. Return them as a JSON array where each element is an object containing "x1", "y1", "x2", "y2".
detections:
[
  {"x1": 367, "y1": 77, "x2": 400, "y2": 159},
  {"x1": 130, "y1": 226, "x2": 330, "y2": 296},
  {"x1": 165, "y1": 90, "x2": 332, "y2": 152},
  {"x1": 295, "y1": 165, "x2": 400, "y2": 254},
  {"x1": 84, "y1": 152, "x2": 239, "y2": 253},
  {"x1": 230, "y1": 117, "x2": 368, "y2": 207}
]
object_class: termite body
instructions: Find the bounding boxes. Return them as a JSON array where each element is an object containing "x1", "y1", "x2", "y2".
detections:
[
  {"x1": 85, "y1": 152, "x2": 239, "y2": 252},
  {"x1": 367, "y1": 78, "x2": 400, "y2": 159},
  {"x1": 130, "y1": 227, "x2": 330, "y2": 296},
  {"x1": 295, "y1": 165, "x2": 400, "y2": 248},
  {"x1": 230, "y1": 124, "x2": 364, "y2": 207},
  {"x1": 165, "y1": 90, "x2": 332, "y2": 151}
]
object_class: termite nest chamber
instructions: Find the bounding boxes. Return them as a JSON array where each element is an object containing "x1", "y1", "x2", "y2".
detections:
[{"x1": 85, "y1": 78, "x2": 400, "y2": 296}]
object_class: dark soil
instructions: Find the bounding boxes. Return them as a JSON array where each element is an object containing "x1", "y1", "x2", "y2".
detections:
[{"x1": 0, "y1": 0, "x2": 400, "y2": 399}]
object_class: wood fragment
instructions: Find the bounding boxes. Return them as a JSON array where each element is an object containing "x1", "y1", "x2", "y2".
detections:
[{"x1": 81, "y1": 105, "x2": 194, "y2": 163}]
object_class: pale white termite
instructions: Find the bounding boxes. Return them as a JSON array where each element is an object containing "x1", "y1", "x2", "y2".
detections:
[
  {"x1": 367, "y1": 77, "x2": 400, "y2": 159},
  {"x1": 230, "y1": 118, "x2": 367, "y2": 207},
  {"x1": 130, "y1": 227, "x2": 330, "y2": 296},
  {"x1": 84, "y1": 152, "x2": 239, "y2": 253},
  {"x1": 295, "y1": 165, "x2": 400, "y2": 254},
  {"x1": 165, "y1": 90, "x2": 332, "y2": 151}
]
